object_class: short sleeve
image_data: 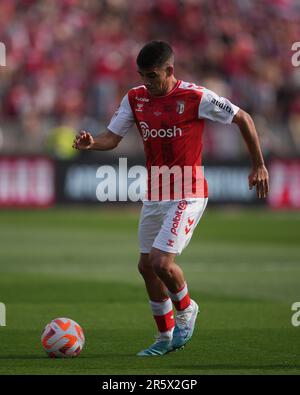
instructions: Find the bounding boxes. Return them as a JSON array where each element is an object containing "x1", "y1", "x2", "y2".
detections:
[
  {"x1": 107, "y1": 94, "x2": 135, "y2": 137},
  {"x1": 198, "y1": 88, "x2": 239, "y2": 124}
]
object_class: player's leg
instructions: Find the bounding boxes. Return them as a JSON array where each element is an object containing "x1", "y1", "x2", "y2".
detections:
[
  {"x1": 138, "y1": 253, "x2": 168, "y2": 302},
  {"x1": 151, "y1": 198, "x2": 208, "y2": 349},
  {"x1": 137, "y1": 253, "x2": 176, "y2": 356},
  {"x1": 138, "y1": 253, "x2": 175, "y2": 340},
  {"x1": 149, "y1": 247, "x2": 198, "y2": 349},
  {"x1": 137, "y1": 198, "x2": 207, "y2": 355},
  {"x1": 137, "y1": 203, "x2": 176, "y2": 356},
  {"x1": 148, "y1": 248, "x2": 185, "y2": 293}
]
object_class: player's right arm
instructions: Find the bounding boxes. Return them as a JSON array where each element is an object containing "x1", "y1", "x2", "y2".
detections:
[
  {"x1": 73, "y1": 93, "x2": 134, "y2": 152},
  {"x1": 73, "y1": 130, "x2": 122, "y2": 151}
]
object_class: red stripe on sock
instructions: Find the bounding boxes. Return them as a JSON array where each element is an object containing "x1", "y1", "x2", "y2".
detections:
[
  {"x1": 176, "y1": 283, "x2": 186, "y2": 293},
  {"x1": 153, "y1": 310, "x2": 175, "y2": 332},
  {"x1": 173, "y1": 293, "x2": 191, "y2": 311}
]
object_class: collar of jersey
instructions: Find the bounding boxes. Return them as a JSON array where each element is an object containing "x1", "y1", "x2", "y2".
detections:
[{"x1": 147, "y1": 80, "x2": 181, "y2": 100}]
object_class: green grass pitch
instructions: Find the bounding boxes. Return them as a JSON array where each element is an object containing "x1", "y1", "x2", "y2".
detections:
[{"x1": 0, "y1": 206, "x2": 299, "y2": 375}]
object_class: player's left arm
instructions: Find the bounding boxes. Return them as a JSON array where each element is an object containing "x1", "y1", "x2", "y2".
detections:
[
  {"x1": 198, "y1": 88, "x2": 269, "y2": 199},
  {"x1": 232, "y1": 109, "x2": 269, "y2": 199}
]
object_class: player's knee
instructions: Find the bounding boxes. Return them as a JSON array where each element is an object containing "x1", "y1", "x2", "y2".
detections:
[
  {"x1": 149, "y1": 252, "x2": 172, "y2": 277},
  {"x1": 138, "y1": 254, "x2": 152, "y2": 277},
  {"x1": 138, "y1": 261, "x2": 148, "y2": 276}
]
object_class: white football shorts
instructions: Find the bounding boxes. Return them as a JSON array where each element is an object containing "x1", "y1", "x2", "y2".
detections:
[{"x1": 138, "y1": 198, "x2": 208, "y2": 255}]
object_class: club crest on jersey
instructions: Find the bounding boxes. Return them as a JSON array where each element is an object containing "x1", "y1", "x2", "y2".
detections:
[{"x1": 176, "y1": 101, "x2": 185, "y2": 114}]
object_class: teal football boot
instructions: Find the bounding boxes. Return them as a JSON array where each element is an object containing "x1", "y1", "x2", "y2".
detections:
[
  {"x1": 172, "y1": 299, "x2": 199, "y2": 349},
  {"x1": 137, "y1": 336, "x2": 173, "y2": 357}
]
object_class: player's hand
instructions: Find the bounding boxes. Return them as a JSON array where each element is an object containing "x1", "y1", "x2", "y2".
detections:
[
  {"x1": 72, "y1": 131, "x2": 94, "y2": 150},
  {"x1": 248, "y1": 164, "x2": 269, "y2": 198}
]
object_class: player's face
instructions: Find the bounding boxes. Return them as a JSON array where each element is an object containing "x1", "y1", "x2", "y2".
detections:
[{"x1": 138, "y1": 65, "x2": 173, "y2": 96}]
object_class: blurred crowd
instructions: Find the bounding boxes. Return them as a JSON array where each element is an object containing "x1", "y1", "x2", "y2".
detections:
[{"x1": 0, "y1": 0, "x2": 300, "y2": 159}]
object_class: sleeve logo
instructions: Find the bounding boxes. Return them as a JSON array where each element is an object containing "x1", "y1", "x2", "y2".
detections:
[{"x1": 207, "y1": 93, "x2": 234, "y2": 115}]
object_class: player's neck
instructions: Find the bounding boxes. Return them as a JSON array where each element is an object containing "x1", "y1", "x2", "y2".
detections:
[{"x1": 157, "y1": 77, "x2": 177, "y2": 97}]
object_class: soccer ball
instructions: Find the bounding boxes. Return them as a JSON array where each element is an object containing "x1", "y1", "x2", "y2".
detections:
[{"x1": 41, "y1": 317, "x2": 85, "y2": 358}]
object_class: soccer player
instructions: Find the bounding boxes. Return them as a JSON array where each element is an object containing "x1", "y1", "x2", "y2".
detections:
[{"x1": 73, "y1": 41, "x2": 269, "y2": 356}]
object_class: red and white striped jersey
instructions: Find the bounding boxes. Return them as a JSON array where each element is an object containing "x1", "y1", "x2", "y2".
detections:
[{"x1": 108, "y1": 80, "x2": 239, "y2": 200}]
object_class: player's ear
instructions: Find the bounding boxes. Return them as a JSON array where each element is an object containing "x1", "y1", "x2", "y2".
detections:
[{"x1": 166, "y1": 65, "x2": 174, "y2": 77}]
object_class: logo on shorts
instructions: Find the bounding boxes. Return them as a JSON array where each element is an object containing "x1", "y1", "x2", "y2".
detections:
[
  {"x1": 167, "y1": 239, "x2": 175, "y2": 247},
  {"x1": 171, "y1": 200, "x2": 187, "y2": 236},
  {"x1": 185, "y1": 217, "x2": 194, "y2": 235},
  {"x1": 177, "y1": 200, "x2": 187, "y2": 210}
]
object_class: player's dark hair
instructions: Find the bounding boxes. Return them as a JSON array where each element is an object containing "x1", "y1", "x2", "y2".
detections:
[{"x1": 136, "y1": 41, "x2": 174, "y2": 69}]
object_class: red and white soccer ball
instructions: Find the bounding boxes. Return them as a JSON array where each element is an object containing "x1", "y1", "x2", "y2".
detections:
[{"x1": 41, "y1": 317, "x2": 85, "y2": 358}]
